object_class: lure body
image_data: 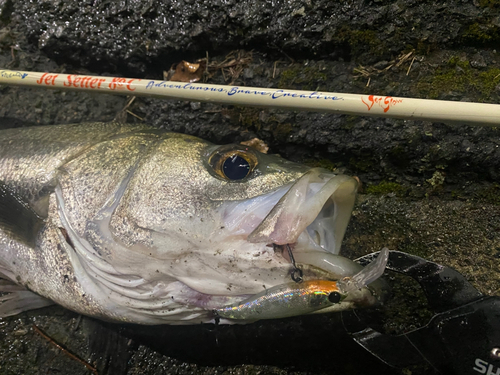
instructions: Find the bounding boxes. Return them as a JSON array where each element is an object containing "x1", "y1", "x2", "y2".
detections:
[{"x1": 214, "y1": 280, "x2": 344, "y2": 320}]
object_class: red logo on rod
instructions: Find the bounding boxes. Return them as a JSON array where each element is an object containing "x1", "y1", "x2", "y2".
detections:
[{"x1": 362, "y1": 95, "x2": 403, "y2": 113}]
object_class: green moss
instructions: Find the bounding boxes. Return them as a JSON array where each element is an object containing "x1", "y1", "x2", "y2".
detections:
[
  {"x1": 415, "y1": 40, "x2": 432, "y2": 56},
  {"x1": 424, "y1": 171, "x2": 446, "y2": 196},
  {"x1": 347, "y1": 29, "x2": 378, "y2": 48},
  {"x1": 417, "y1": 56, "x2": 500, "y2": 99},
  {"x1": 335, "y1": 27, "x2": 385, "y2": 57},
  {"x1": 478, "y1": 68, "x2": 500, "y2": 95},
  {"x1": 365, "y1": 181, "x2": 406, "y2": 195},
  {"x1": 418, "y1": 59, "x2": 469, "y2": 99},
  {"x1": 278, "y1": 65, "x2": 327, "y2": 90},
  {"x1": 478, "y1": 0, "x2": 500, "y2": 7},
  {"x1": 426, "y1": 170, "x2": 446, "y2": 188},
  {"x1": 446, "y1": 56, "x2": 469, "y2": 69},
  {"x1": 349, "y1": 157, "x2": 374, "y2": 172},
  {"x1": 475, "y1": 183, "x2": 500, "y2": 205},
  {"x1": 226, "y1": 106, "x2": 261, "y2": 129},
  {"x1": 462, "y1": 22, "x2": 500, "y2": 45}
]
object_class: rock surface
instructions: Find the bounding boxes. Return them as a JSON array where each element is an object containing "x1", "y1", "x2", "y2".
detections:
[{"x1": 0, "y1": 0, "x2": 499, "y2": 374}]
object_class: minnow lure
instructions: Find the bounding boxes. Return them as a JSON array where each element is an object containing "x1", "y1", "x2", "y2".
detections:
[
  {"x1": 214, "y1": 280, "x2": 345, "y2": 320},
  {"x1": 214, "y1": 248, "x2": 390, "y2": 321}
]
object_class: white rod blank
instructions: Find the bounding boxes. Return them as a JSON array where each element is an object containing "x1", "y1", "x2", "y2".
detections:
[{"x1": 1, "y1": 69, "x2": 499, "y2": 126}]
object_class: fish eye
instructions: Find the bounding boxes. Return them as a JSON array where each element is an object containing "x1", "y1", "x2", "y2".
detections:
[
  {"x1": 223, "y1": 154, "x2": 251, "y2": 180},
  {"x1": 208, "y1": 146, "x2": 258, "y2": 182},
  {"x1": 328, "y1": 291, "x2": 342, "y2": 304}
]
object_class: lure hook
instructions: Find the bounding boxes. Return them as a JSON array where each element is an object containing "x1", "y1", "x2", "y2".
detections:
[{"x1": 286, "y1": 244, "x2": 303, "y2": 283}]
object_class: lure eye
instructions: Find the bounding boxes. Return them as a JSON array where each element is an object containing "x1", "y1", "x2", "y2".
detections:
[
  {"x1": 208, "y1": 146, "x2": 258, "y2": 181},
  {"x1": 328, "y1": 292, "x2": 342, "y2": 304}
]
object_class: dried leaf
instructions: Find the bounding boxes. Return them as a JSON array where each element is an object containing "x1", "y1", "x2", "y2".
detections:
[
  {"x1": 240, "y1": 138, "x2": 269, "y2": 154},
  {"x1": 169, "y1": 60, "x2": 206, "y2": 82}
]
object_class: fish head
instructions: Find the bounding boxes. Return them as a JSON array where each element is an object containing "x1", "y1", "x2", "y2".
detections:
[{"x1": 57, "y1": 131, "x2": 385, "y2": 323}]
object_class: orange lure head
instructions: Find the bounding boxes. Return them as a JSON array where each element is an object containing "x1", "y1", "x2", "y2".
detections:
[{"x1": 300, "y1": 280, "x2": 346, "y2": 305}]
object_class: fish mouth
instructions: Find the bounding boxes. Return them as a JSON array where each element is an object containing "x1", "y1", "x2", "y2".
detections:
[
  {"x1": 219, "y1": 168, "x2": 388, "y2": 315},
  {"x1": 224, "y1": 168, "x2": 365, "y2": 281},
  {"x1": 247, "y1": 168, "x2": 357, "y2": 255},
  {"x1": 248, "y1": 169, "x2": 388, "y2": 298},
  {"x1": 223, "y1": 168, "x2": 357, "y2": 254}
]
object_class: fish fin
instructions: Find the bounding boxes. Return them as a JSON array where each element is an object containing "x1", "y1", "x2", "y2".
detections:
[
  {"x1": 0, "y1": 275, "x2": 54, "y2": 318},
  {"x1": 0, "y1": 181, "x2": 43, "y2": 248}
]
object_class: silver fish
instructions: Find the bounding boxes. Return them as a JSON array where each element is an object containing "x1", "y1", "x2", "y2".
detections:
[{"x1": 0, "y1": 122, "x2": 386, "y2": 324}]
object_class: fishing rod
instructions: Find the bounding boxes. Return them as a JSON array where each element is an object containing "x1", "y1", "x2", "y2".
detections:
[{"x1": 1, "y1": 68, "x2": 499, "y2": 126}]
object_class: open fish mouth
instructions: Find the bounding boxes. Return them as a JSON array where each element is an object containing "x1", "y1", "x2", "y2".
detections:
[
  {"x1": 247, "y1": 168, "x2": 357, "y2": 252},
  {"x1": 222, "y1": 168, "x2": 365, "y2": 280},
  {"x1": 222, "y1": 169, "x2": 356, "y2": 247},
  {"x1": 216, "y1": 168, "x2": 388, "y2": 320}
]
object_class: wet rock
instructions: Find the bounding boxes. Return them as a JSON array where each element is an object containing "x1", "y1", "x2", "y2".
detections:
[
  {"x1": 5, "y1": 0, "x2": 497, "y2": 73},
  {"x1": 471, "y1": 52, "x2": 487, "y2": 68}
]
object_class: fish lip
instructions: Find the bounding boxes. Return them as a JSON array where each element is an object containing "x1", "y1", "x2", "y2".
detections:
[{"x1": 246, "y1": 168, "x2": 358, "y2": 255}]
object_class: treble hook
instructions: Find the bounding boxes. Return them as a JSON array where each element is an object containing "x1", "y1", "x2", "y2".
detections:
[{"x1": 286, "y1": 244, "x2": 303, "y2": 283}]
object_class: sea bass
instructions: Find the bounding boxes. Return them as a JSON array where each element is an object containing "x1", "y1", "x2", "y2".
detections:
[{"x1": 0, "y1": 122, "x2": 386, "y2": 324}]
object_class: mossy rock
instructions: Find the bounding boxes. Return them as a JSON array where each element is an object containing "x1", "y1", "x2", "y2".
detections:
[
  {"x1": 278, "y1": 65, "x2": 328, "y2": 90},
  {"x1": 332, "y1": 26, "x2": 386, "y2": 59},
  {"x1": 461, "y1": 22, "x2": 500, "y2": 46},
  {"x1": 305, "y1": 158, "x2": 339, "y2": 172},
  {"x1": 225, "y1": 106, "x2": 261, "y2": 130},
  {"x1": 366, "y1": 181, "x2": 407, "y2": 195},
  {"x1": 417, "y1": 56, "x2": 500, "y2": 99},
  {"x1": 478, "y1": 0, "x2": 500, "y2": 7}
]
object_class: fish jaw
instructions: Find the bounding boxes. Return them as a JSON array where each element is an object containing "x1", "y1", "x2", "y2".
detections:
[{"x1": 139, "y1": 168, "x2": 375, "y2": 303}]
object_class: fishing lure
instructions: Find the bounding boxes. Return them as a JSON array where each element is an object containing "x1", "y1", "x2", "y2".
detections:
[
  {"x1": 214, "y1": 248, "x2": 390, "y2": 321},
  {"x1": 214, "y1": 280, "x2": 345, "y2": 320}
]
